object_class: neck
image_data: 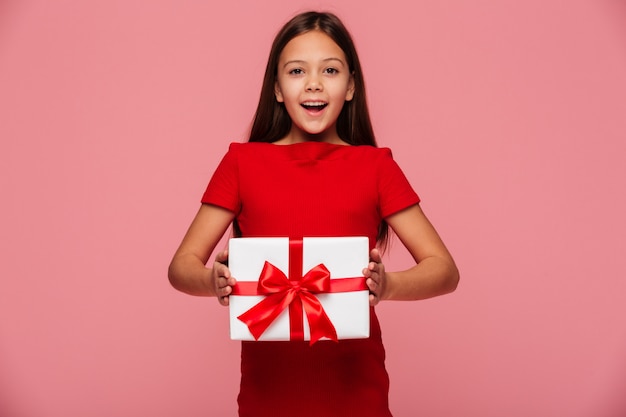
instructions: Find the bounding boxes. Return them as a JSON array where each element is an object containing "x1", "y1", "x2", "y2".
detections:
[{"x1": 275, "y1": 128, "x2": 348, "y2": 146}]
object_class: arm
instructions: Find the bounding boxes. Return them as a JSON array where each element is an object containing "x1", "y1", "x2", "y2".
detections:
[
  {"x1": 168, "y1": 204, "x2": 236, "y2": 304},
  {"x1": 363, "y1": 204, "x2": 459, "y2": 305}
]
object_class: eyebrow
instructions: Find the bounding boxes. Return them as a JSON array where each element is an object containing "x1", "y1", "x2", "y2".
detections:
[{"x1": 282, "y1": 57, "x2": 346, "y2": 68}]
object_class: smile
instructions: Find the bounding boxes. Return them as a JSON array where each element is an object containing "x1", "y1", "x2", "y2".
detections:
[{"x1": 301, "y1": 101, "x2": 328, "y2": 112}]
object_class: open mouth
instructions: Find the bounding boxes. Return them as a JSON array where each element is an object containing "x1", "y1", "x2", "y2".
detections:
[{"x1": 301, "y1": 101, "x2": 328, "y2": 112}]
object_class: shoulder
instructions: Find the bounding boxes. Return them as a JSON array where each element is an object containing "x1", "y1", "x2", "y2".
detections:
[
  {"x1": 362, "y1": 145, "x2": 392, "y2": 157},
  {"x1": 225, "y1": 141, "x2": 265, "y2": 152},
  {"x1": 224, "y1": 142, "x2": 275, "y2": 157},
  {"x1": 217, "y1": 142, "x2": 267, "y2": 164},
  {"x1": 347, "y1": 145, "x2": 395, "y2": 164}
]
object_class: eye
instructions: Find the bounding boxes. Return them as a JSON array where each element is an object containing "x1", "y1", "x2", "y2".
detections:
[
  {"x1": 324, "y1": 67, "x2": 339, "y2": 75},
  {"x1": 288, "y1": 68, "x2": 304, "y2": 75}
]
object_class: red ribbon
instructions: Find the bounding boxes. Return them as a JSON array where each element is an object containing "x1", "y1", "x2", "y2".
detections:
[{"x1": 232, "y1": 240, "x2": 367, "y2": 345}]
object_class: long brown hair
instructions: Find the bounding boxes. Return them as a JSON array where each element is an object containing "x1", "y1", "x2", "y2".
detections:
[{"x1": 244, "y1": 11, "x2": 389, "y2": 248}]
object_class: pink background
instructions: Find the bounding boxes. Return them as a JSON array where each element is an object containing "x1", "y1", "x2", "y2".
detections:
[{"x1": 1, "y1": 0, "x2": 625, "y2": 416}]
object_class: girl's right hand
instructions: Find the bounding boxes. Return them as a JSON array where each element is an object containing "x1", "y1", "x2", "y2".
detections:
[{"x1": 212, "y1": 249, "x2": 236, "y2": 306}]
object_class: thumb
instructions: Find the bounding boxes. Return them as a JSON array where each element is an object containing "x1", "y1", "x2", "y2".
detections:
[
  {"x1": 369, "y1": 248, "x2": 382, "y2": 264},
  {"x1": 215, "y1": 249, "x2": 229, "y2": 264}
]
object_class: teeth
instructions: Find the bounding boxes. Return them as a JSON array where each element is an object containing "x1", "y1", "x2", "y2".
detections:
[{"x1": 302, "y1": 102, "x2": 326, "y2": 107}]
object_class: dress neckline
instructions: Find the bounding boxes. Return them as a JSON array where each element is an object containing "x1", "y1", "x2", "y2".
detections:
[
  {"x1": 271, "y1": 140, "x2": 351, "y2": 147},
  {"x1": 246, "y1": 141, "x2": 357, "y2": 161}
]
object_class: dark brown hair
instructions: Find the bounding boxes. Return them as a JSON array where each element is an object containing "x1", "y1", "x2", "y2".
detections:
[{"x1": 245, "y1": 11, "x2": 389, "y2": 248}]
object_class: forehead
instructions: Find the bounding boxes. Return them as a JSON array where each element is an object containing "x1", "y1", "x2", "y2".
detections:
[{"x1": 279, "y1": 30, "x2": 347, "y2": 63}]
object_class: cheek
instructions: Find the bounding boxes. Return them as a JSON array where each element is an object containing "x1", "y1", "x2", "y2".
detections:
[{"x1": 277, "y1": 83, "x2": 299, "y2": 103}]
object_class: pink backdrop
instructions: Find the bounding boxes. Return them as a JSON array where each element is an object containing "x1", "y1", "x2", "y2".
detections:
[{"x1": 1, "y1": 1, "x2": 625, "y2": 416}]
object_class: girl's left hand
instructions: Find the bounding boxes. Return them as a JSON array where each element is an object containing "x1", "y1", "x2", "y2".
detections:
[{"x1": 363, "y1": 248, "x2": 386, "y2": 306}]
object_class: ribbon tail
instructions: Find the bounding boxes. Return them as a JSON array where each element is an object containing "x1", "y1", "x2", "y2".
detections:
[
  {"x1": 300, "y1": 292, "x2": 338, "y2": 345},
  {"x1": 238, "y1": 291, "x2": 296, "y2": 340}
]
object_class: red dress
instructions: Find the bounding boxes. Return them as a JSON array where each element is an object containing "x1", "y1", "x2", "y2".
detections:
[{"x1": 202, "y1": 141, "x2": 420, "y2": 417}]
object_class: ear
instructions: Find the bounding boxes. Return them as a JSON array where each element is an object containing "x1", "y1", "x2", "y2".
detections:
[
  {"x1": 274, "y1": 81, "x2": 284, "y2": 103},
  {"x1": 345, "y1": 73, "x2": 355, "y2": 102}
]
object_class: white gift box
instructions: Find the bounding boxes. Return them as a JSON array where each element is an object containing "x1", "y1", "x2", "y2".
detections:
[{"x1": 228, "y1": 237, "x2": 370, "y2": 342}]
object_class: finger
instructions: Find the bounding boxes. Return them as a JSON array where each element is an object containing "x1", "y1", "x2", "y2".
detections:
[
  {"x1": 369, "y1": 248, "x2": 382, "y2": 264},
  {"x1": 215, "y1": 249, "x2": 229, "y2": 264},
  {"x1": 217, "y1": 274, "x2": 235, "y2": 289},
  {"x1": 220, "y1": 283, "x2": 232, "y2": 297},
  {"x1": 214, "y1": 262, "x2": 231, "y2": 279},
  {"x1": 369, "y1": 293, "x2": 379, "y2": 306},
  {"x1": 218, "y1": 285, "x2": 232, "y2": 306},
  {"x1": 219, "y1": 295, "x2": 230, "y2": 306}
]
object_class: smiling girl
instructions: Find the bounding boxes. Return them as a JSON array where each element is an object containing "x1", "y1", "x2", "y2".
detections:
[{"x1": 168, "y1": 11, "x2": 459, "y2": 417}]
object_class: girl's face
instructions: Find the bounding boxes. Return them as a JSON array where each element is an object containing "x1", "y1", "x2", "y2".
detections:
[{"x1": 274, "y1": 30, "x2": 355, "y2": 144}]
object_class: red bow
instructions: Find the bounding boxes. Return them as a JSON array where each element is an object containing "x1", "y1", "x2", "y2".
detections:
[{"x1": 237, "y1": 261, "x2": 338, "y2": 345}]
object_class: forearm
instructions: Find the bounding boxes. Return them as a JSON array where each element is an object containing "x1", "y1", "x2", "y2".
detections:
[
  {"x1": 168, "y1": 253, "x2": 216, "y2": 297},
  {"x1": 168, "y1": 204, "x2": 235, "y2": 297},
  {"x1": 383, "y1": 256, "x2": 459, "y2": 301}
]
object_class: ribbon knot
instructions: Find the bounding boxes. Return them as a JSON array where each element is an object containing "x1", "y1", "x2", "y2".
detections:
[{"x1": 237, "y1": 260, "x2": 338, "y2": 345}]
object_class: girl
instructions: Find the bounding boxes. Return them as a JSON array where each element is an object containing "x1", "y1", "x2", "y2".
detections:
[{"x1": 168, "y1": 11, "x2": 459, "y2": 417}]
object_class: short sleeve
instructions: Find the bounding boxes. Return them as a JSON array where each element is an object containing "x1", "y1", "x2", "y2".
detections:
[
  {"x1": 201, "y1": 143, "x2": 241, "y2": 213},
  {"x1": 376, "y1": 148, "x2": 420, "y2": 218}
]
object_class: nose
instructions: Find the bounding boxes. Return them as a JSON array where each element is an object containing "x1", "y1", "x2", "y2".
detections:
[{"x1": 306, "y1": 75, "x2": 322, "y2": 92}]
